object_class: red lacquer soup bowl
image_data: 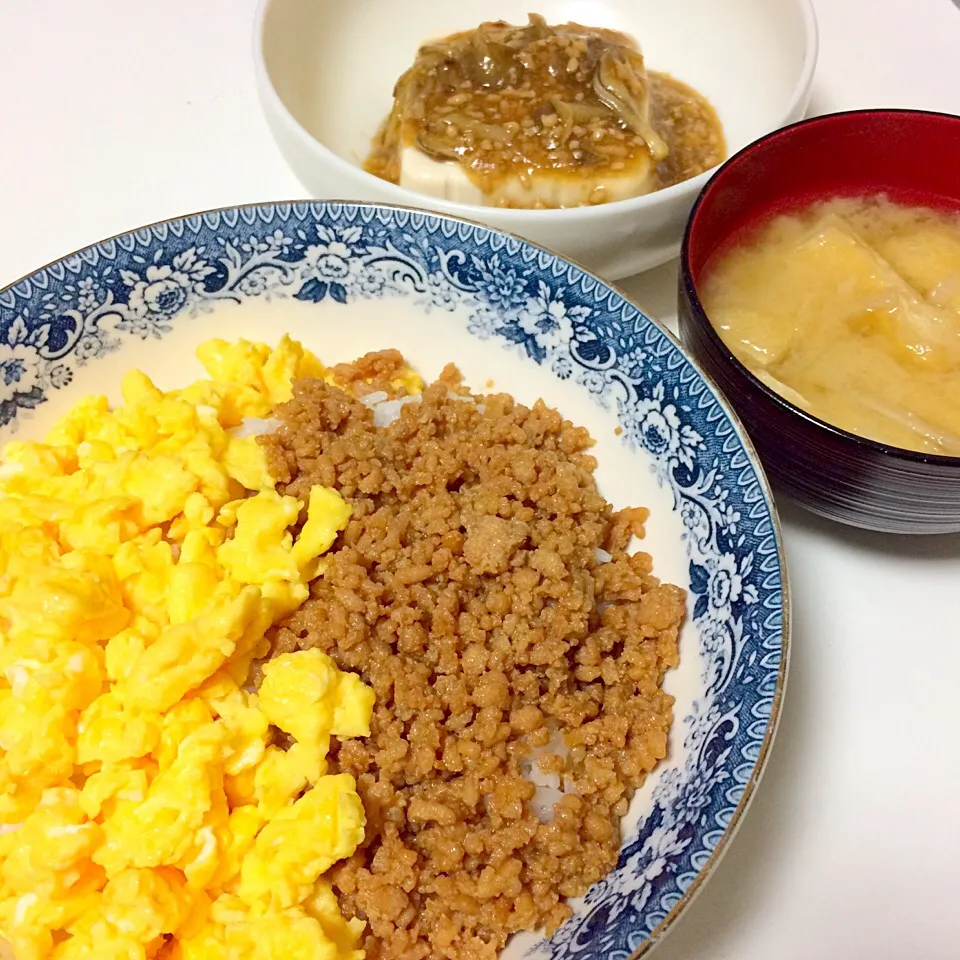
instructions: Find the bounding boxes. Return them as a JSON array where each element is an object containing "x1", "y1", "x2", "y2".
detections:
[{"x1": 678, "y1": 109, "x2": 960, "y2": 535}]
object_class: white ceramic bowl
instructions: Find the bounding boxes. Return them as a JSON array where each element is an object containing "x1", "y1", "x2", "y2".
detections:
[{"x1": 253, "y1": 0, "x2": 818, "y2": 281}]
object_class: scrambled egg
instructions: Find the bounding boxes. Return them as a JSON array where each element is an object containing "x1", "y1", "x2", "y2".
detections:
[{"x1": 0, "y1": 336, "x2": 378, "y2": 960}]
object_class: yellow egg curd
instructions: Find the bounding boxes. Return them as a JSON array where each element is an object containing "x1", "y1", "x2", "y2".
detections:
[{"x1": 0, "y1": 335, "x2": 375, "y2": 960}]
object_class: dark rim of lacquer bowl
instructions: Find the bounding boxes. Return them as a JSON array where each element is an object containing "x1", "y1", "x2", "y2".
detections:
[{"x1": 679, "y1": 108, "x2": 960, "y2": 532}]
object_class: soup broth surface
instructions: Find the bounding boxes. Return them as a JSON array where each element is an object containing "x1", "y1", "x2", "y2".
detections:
[{"x1": 701, "y1": 196, "x2": 960, "y2": 455}]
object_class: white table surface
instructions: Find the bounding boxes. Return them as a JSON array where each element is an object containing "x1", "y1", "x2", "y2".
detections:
[{"x1": 2, "y1": 1, "x2": 960, "y2": 958}]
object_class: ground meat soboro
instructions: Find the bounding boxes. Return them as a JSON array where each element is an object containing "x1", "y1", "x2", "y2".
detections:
[{"x1": 259, "y1": 356, "x2": 685, "y2": 960}]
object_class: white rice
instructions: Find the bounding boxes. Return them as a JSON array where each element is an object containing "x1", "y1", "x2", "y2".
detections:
[
  {"x1": 520, "y1": 728, "x2": 569, "y2": 823},
  {"x1": 360, "y1": 393, "x2": 422, "y2": 428},
  {"x1": 342, "y1": 388, "x2": 487, "y2": 430},
  {"x1": 230, "y1": 417, "x2": 280, "y2": 439}
]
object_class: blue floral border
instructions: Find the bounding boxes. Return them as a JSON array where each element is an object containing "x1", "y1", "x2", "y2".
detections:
[{"x1": 0, "y1": 202, "x2": 786, "y2": 960}]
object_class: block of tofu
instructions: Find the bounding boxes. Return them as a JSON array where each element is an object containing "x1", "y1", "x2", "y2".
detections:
[
  {"x1": 363, "y1": 15, "x2": 690, "y2": 211},
  {"x1": 398, "y1": 143, "x2": 658, "y2": 208}
]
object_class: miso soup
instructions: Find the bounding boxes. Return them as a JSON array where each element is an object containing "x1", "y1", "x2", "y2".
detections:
[{"x1": 700, "y1": 196, "x2": 960, "y2": 455}]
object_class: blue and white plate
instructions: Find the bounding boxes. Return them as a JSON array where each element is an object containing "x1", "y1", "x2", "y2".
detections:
[{"x1": 0, "y1": 202, "x2": 788, "y2": 959}]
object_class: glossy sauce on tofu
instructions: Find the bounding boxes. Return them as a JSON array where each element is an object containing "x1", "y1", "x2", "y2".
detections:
[
  {"x1": 701, "y1": 196, "x2": 960, "y2": 455},
  {"x1": 364, "y1": 14, "x2": 725, "y2": 208}
]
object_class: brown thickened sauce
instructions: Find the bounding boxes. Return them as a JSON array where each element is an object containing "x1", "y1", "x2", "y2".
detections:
[
  {"x1": 364, "y1": 15, "x2": 725, "y2": 207},
  {"x1": 649, "y1": 71, "x2": 726, "y2": 189}
]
